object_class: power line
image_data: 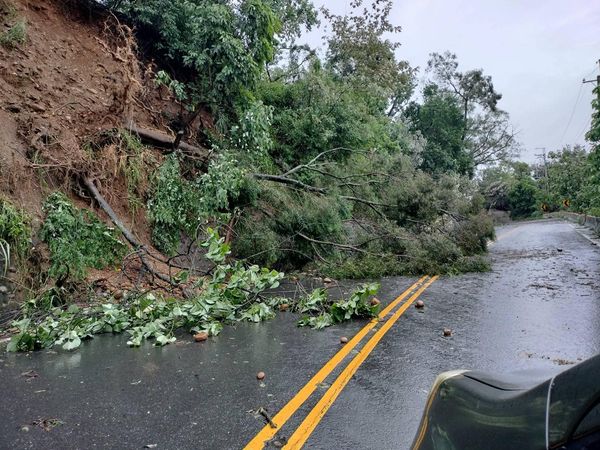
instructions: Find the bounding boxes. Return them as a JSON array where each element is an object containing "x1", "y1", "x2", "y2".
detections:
[
  {"x1": 574, "y1": 118, "x2": 592, "y2": 143},
  {"x1": 558, "y1": 65, "x2": 599, "y2": 146},
  {"x1": 558, "y1": 82, "x2": 584, "y2": 145}
]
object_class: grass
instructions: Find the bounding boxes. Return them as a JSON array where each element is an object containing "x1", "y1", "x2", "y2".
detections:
[
  {"x1": 0, "y1": 0, "x2": 16, "y2": 18},
  {"x1": 0, "y1": 19, "x2": 26, "y2": 49}
]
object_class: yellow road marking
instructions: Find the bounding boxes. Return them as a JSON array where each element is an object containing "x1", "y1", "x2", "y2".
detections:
[
  {"x1": 243, "y1": 276, "x2": 429, "y2": 449},
  {"x1": 283, "y1": 276, "x2": 438, "y2": 449}
]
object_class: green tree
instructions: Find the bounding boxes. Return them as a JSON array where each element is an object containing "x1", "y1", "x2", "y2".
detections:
[
  {"x1": 544, "y1": 146, "x2": 589, "y2": 210},
  {"x1": 405, "y1": 84, "x2": 472, "y2": 176},
  {"x1": 508, "y1": 179, "x2": 538, "y2": 218},
  {"x1": 323, "y1": 0, "x2": 415, "y2": 115},
  {"x1": 583, "y1": 83, "x2": 600, "y2": 214},
  {"x1": 427, "y1": 51, "x2": 517, "y2": 166},
  {"x1": 114, "y1": 0, "x2": 280, "y2": 128},
  {"x1": 507, "y1": 162, "x2": 539, "y2": 218}
]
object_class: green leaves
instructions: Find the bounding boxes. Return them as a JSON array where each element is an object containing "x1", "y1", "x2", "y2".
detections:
[
  {"x1": 239, "y1": 303, "x2": 275, "y2": 322},
  {"x1": 297, "y1": 283, "x2": 380, "y2": 329},
  {"x1": 115, "y1": 0, "x2": 279, "y2": 125},
  {"x1": 40, "y1": 193, "x2": 126, "y2": 281},
  {"x1": 0, "y1": 198, "x2": 31, "y2": 264},
  {"x1": 147, "y1": 154, "x2": 248, "y2": 255},
  {"x1": 147, "y1": 155, "x2": 196, "y2": 255},
  {"x1": 7, "y1": 230, "x2": 285, "y2": 352}
]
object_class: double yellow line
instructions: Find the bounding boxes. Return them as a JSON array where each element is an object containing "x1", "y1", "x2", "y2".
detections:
[{"x1": 244, "y1": 275, "x2": 438, "y2": 449}]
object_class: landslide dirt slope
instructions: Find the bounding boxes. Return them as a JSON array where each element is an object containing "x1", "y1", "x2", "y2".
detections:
[
  {"x1": 0, "y1": 0, "x2": 205, "y2": 305},
  {"x1": 0, "y1": 0, "x2": 158, "y2": 216}
]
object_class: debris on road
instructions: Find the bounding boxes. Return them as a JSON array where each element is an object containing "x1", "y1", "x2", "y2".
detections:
[
  {"x1": 257, "y1": 407, "x2": 277, "y2": 429},
  {"x1": 278, "y1": 303, "x2": 289, "y2": 312},
  {"x1": 370, "y1": 297, "x2": 381, "y2": 306},
  {"x1": 193, "y1": 332, "x2": 208, "y2": 342},
  {"x1": 272, "y1": 439, "x2": 286, "y2": 448},
  {"x1": 21, "y1": 370, "x2": 39, "y2": 381},
  {"x1": 529, "y1": 283, "x2": 559, "y2": 290},
  {"x1": 443, "y1": 328, "x2": 452, "y2": 337},
  {"x1": 256, "y1": 371, "x2": 266, "y2": 380},
  {"x1": 340, "y1": 336, "x2": 349, "y2": 344},
  {"x1": 415, "y1": 300, "x2": 424, "y2": 309},
  {"x1": 32, "y1": 418, "x2": 63, "y2": 432}
]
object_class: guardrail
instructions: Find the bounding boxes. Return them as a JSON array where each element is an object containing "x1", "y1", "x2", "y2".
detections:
[{"x1": 561, "y1": 212, "x2": 600, "y2": 234}]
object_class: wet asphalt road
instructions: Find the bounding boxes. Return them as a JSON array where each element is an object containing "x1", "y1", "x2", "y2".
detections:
[{"x1": 1, "y1": 220, "x2": 599, "y2": 450}]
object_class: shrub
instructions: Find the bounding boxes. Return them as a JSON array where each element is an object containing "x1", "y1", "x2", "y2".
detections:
[
  {"x1": 452, "y1": 213, "x2": 495, "y2": 256},
  {"x1": 147, "y1": 155, "x2": 198, "y2": 254},
  {"x1": 40, "y1": 193, "x2": 126, "y2": 280},
  {"x1": 0, "y1": 19, "x2": 26, "y2": 48},
  {"x1": 0, "y1": 198, "x2": 31, "y2": 273},
  {"x1": 508, "y1": 179, "x2": 539, "y2": 218},
  {"x1": 231, "y1": 217, "x2": 282, "y2": 267}
]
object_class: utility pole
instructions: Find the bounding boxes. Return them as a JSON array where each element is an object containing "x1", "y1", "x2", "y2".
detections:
[
  {"x1": 581, "y1": 60, "x2": 599, "y2": 149},
  {"x1": 534, "y1": 147, "x2": 549, "y2": 194},
  {"x1": 583, "y1": 59, "x2": 600, "y2": 86}
]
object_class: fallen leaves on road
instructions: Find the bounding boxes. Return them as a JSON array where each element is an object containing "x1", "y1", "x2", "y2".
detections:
[{"x1": 32, "y1": 418, "x2": 64, "y2": 431}]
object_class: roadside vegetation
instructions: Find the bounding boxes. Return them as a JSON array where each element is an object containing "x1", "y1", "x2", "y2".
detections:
[
  {"x1": 10, "y1": 0, "x2": 600, "y2": 352},
  {"x1": 0, "y1": 0, "x2": 26, "y2": 48}
]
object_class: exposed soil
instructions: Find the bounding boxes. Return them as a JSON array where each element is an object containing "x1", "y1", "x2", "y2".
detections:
[{"x1": 0, "y1": 0, "x2": 210, "y2": 306}]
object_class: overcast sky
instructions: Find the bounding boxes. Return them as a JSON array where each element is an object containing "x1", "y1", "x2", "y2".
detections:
[{"x1": 305, "y1": 0, "x2": 600, "y2": 163}]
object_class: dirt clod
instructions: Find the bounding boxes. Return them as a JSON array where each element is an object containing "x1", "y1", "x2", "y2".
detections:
[{"x1": 193, "y1": 332, "x2": 208, "y2": 342}]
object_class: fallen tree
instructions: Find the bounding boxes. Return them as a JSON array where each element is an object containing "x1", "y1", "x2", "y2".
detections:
[{"x1": 124, "y1": 123, "x2": 209, "y2": 164}]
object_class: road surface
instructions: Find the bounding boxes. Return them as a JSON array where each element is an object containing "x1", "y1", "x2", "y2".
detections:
[{"x1": 1, "y1": 219, "x2": 599, "y2": 449}]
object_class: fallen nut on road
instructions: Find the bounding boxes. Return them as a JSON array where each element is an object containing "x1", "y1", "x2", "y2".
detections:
[
  {"x1": 340, "y1": 336, "x2": 349, "y2": 344},
  {"x1": 443, "y1": 328, "x2": 452, "y2": 337},
  {"x1": 193, "y1": 332, "x2": 208, "y2": 342},
  {"x1": 415, "y1": 300, "x2": 425, "y2": 309},
  {"x1": 370, "y1": 297, "x2": 381, "y2": 306},
  {"x1": 256, "y1": 371, "x2": 266, "y2": 380}
]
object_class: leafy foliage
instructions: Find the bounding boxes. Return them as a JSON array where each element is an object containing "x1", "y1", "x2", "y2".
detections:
[
  {"x1": 508, "y1": 179, "x2": 538, "y2": 218},
  {"x1": 405, "y1": 84, "x2": 471, "y2": 175},
  {"x1": 147, "y1": 155, "x2": 199, "y2": 254},
  {"x1": 7, "y1": 229, "x2": 383, "y2": 351},
  {"x1": 0, "y1": 198, "x2": 31, "y2": 264},
  {"x1": 297, "y1": 282, "x2": 380, "y2": 329},
  {"x1": 0, "y1": 18, "x2": 26, "y2": 48},
  {"x1": 425, "y1": 51, "x2": 517, "y2": 167},
  {"x1": 40, "y1": 193, "x2": 126, "y2": 281},
  {"x1": 147, "y1": 153, "x2": 249, "y2": 254},
  {"x1": 113, "y1": 0, "x2": 280, "y2": 126}
]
